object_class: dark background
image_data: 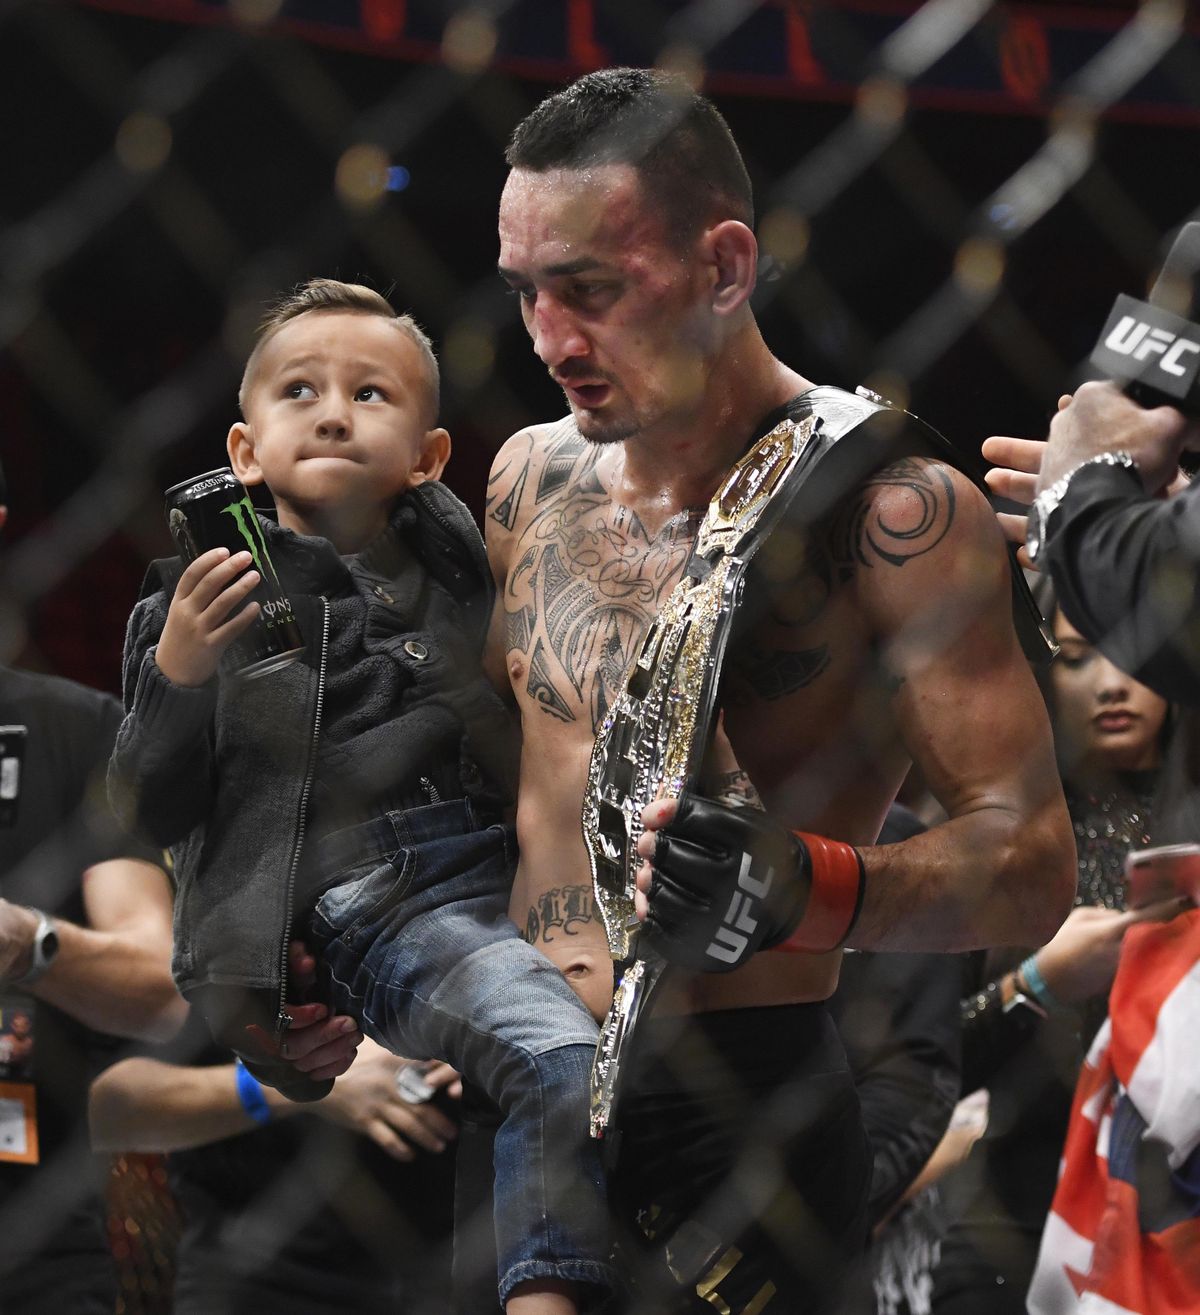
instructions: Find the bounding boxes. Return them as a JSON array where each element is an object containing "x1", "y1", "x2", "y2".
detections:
[{"x1": 1, "y1": 0, "x2": 1197, "y2": 692}]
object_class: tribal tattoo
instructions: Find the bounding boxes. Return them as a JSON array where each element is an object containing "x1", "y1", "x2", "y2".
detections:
[
  {"x1": 490, "y1": 424, "x2": 697, "y2": 733},
  {"x1": 829, "y1": 457, "x2": 955, "y2": 576},
  {"x1": 726, "y1": 639, "x2": 831, "y2": 701},
  {"x1": 725, "y1": 458, "x2": 954, "y2": 703}
]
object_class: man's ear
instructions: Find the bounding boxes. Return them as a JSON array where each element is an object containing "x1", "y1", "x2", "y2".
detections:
[
  {"x1": 705, "y1": 220, "x2": 758, "y2": 316},
  {"x1": 227, "y1": 422, "x2": 264, "y2": 486},
  {"x1": 0, "y1": 507, "x2": 7, "y2": 534},
  {"x1": 409, "y1": 427, "x2": 451, "y2": 486}
]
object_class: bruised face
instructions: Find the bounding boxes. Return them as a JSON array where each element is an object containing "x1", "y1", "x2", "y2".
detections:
[
  {"x1": 1051, "y1": 609, "x2": 1168, "y2": 776},
  {"x1": 498, "y1": 164, "x2": 717, "y2": 445}
]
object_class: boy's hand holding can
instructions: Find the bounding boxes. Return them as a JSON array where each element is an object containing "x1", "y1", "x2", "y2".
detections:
[{"x1": 155, "y1": 547, "x2": 263, "y2": 687}]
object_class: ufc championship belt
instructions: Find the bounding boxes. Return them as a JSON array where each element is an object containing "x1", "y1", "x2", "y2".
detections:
[{"x1": 581, "y1": 387, "x2": 1056, "y2": 1142}]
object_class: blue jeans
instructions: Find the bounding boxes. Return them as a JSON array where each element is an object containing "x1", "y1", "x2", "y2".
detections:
[{"x1": 308, "y1": 801, "x2": 611, "y2": 1306}]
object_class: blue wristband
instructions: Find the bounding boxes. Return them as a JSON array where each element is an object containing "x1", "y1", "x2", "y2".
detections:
[
  {"x1": 1019, "y1": 954, "x2": 1059, "y2": 1012},
  {"x1": 235, "y1": 1059, "x2": 271, "y2": 1126}
]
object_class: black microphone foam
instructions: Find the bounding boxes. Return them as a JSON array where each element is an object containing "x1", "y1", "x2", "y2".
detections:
[{"x1": 1089, "y1": 221, "x2": 1200, "y2": 415}]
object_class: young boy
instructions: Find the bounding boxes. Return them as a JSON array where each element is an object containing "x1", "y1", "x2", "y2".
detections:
[{"x1": 108, "y1": 280, "x2": 611, "y2": 1314}]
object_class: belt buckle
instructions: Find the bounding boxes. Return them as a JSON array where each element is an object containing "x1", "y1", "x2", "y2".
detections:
[{"x1": 589, "y1": 951, "x2": 670, "y2": 1140}]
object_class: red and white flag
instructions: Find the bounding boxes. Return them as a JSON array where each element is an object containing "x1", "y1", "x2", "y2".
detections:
[{"x1": 1028, "y1": 909, "x2": 1200, "y2": 1314}]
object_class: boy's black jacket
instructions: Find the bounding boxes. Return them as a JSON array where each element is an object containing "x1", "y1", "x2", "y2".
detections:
[{"x1": 109, "y1": 482, "x2": 514, "y2": 1100}]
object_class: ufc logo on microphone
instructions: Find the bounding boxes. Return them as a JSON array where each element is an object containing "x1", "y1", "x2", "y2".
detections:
[
  {"x1": 705, "y1": 856, "x2": 772, "y2": 964},
  {"x1": 1104, "y1": 317, "x2": 1200, "y2": 378}
]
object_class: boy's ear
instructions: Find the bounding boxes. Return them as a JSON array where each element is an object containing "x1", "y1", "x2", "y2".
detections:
[
  {"x1": 227, "y1": 422, "x2": 264, "y2": 486},
  {"x1": 408, "y1": 427, "x2": 451, "y2": 486}
]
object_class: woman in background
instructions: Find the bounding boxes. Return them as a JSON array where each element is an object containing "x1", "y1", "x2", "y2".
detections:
[{"x1": 932, "y1": 584, "x2": 1176, "y2": 1315}]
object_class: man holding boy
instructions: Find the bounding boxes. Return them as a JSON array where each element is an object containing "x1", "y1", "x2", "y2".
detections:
[{"x1": 474, "y1": 68, "x2": 1077, "y2": 1311}]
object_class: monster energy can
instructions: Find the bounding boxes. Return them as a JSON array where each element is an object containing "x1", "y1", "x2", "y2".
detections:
[{"x1": 164, "y1": 468, "x2": 305, "y2": 679}]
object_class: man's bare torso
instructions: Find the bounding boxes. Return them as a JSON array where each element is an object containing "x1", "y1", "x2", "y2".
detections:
[{"x1": 486, "y1": 413, "x2": 960, "y2": 1022}]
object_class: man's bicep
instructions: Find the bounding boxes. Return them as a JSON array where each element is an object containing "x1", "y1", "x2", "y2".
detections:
[
  {"x1": 864, "y1": 470, "x2": 1059, "y2": 819},
  {"x1": 897, "y1": 606, "x2": 1058, "y2": 825}
]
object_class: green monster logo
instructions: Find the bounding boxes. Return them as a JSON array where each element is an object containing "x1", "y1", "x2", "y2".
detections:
[
  {"x1": 221, "y1": 496, "x2": 275, "y2": 580},
  {"x1": 220, "y1": 496, "x2": 296, "y2": 630}
]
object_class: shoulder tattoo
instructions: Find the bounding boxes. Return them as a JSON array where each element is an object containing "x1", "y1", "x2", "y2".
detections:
[{"x1": 830, "y1": 457, "x2": 955, "y2": 575}]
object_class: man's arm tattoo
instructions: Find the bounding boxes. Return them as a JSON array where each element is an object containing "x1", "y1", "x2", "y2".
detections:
[{"x1": 830, "y1": 458, "x2": 955, "y2": 574}]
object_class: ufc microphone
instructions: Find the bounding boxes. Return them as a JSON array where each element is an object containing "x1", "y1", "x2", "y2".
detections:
[{"x1": 1089, "y1": 221, "x2": 1200, "y2": 415}]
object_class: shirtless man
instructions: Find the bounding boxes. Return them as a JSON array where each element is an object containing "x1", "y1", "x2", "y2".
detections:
[{"x1": 483, "y1": 68, "x2": 1076, "y2": 1312}]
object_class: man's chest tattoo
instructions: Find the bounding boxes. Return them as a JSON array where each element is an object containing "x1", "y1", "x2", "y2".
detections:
[
  {"x1": 523, "y1": 883, "x2": 596, "y2": 945},
  {"x1": 494, "y1": 433, "x2": 695, "y2": 733}
]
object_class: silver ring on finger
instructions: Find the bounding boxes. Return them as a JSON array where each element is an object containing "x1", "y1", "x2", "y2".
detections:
[{"x1": 394, "y1": 1063, "x2": 435, "y2": 1104}]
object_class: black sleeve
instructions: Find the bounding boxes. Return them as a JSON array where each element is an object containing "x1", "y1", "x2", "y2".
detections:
[
  {"x1": 0, "y1": 672, "x2": 164, "y2": 917},
  {"x1": 828, "y1": 802, "x2": 962, "y2": 1227},
  {"x1": 958, "y1": 970, "x2": 1043, "y2": 1096},
  {"x1": 830, "y1": 948, "x2": 963, "y2": 1229},
  {"x1": 1045, "y1": 462, "x2": 1200, "y2": 703},
  {"x1": 107, "y1": 577, "x2": 218, "y2": 847}
]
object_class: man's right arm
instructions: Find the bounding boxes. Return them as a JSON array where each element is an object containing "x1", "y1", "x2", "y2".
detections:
[
  {"x1": 638, "y1": 464, "x2": 1077, "y2": 960},
  {"x1": 1044, "y1": 465, "x2": 1200, "y2": 705},
  {"x1": 0, "y1": 855, "x2": 186, "y2": 1043}
]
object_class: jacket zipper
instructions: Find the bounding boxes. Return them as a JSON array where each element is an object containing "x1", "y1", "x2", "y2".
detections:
[
  {"x1": 420, "y1": 775, "x2": 442, "y2": 804},
  {"x1": 276, "y1": 596, "x2": 330, "y2": 1045}
]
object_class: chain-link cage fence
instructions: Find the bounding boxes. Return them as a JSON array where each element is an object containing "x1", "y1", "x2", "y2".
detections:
[{"x1": 0, "y1": 0, "x2": 1197, "y2": 1312}]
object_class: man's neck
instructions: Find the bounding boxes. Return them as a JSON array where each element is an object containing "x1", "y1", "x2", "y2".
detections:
[{"x1": 613, "y1": 336, "x2": 813, "y2": 523}]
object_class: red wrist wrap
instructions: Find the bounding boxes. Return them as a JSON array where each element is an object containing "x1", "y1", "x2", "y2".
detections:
[{"x1": 771, "y1": 832, "x2": 865, "y2": 955}]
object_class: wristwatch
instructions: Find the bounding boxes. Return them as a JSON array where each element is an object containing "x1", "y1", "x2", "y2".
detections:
[
  {"x1": 1025, "y1": 450, "x2": 1137, "y2": 565},
  {"x1": 1001, "y1": 969, "x2": 1047, "y2": 1020},
  {"x1": 11, "y1": 912, "x2": 60, "y2": 987}
]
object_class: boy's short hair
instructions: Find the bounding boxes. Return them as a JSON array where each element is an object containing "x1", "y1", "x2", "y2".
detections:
[
  {"x1": 506, "y1": 67, "x2": 753, "y2": 241},
  {"x1": 239, "y1": 278, "x2": 440, "y2": 427}
]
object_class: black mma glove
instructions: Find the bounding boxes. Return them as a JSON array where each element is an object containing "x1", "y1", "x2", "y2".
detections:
[{"x1": 641, "y1": 790, "x2": 865, "y2": 973}]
